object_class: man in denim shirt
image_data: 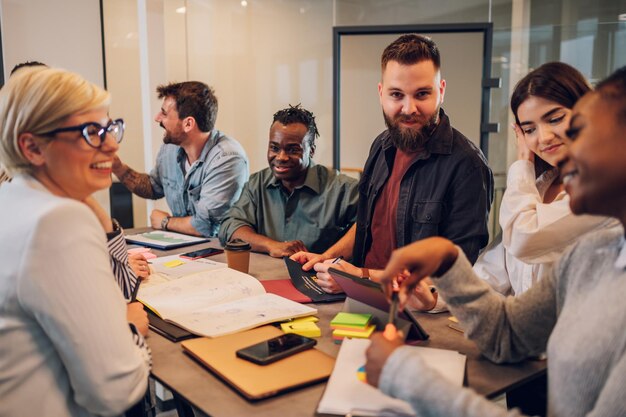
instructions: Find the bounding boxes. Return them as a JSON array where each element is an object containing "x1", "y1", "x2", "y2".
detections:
[
  {"x1": 292, "y1": 35, "x2": 493, "y2": 303},
  {"x1": 113, "y1": 81, "x2": 248, "y2": 237}
]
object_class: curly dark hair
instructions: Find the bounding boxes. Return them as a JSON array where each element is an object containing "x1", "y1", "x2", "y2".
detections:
[
  {"x1": 271, "y1": 104, "x2": 319, "y2": 146},
  {"x1": 381, "y1": 34, "x2": 440, "y2": 72},
  {"x1": 156, "y1": 81, "x2": 218, "y2": 133}
]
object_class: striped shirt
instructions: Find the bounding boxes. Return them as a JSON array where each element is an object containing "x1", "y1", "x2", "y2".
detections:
[{"x1": 107, "y1": 229, "x2": 139, "y2": 301}]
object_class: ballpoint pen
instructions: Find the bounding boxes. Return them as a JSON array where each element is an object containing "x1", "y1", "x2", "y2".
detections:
[{"x1": 313, "y1": 256, "x2": 343, "y2": 282}]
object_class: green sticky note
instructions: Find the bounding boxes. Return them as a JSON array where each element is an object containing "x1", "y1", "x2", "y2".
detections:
[{"x1": 330, "y1": 312, "x2": 372, "y2": 328}]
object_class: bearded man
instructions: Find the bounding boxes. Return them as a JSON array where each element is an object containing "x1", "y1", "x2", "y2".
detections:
[
  {"x1": 113, "y1": 81, "x2": 248, "y2": 237},
  {"x1": 291, "y1": 34, "x2": 494, "y2": 303}
]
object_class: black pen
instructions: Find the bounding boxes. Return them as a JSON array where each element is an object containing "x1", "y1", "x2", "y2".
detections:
[
  {"x1": 388, "y1": 290, "x2": 399, "y2": 328},
  {"x1": 130, "y1": 279, "x2": 141, "y2": 303},
  {"x1": 384, "y1": 282, "x2": 400, "y2": 340},
  {"x1": 331, "y1": 256, "x2": 343, "y2": 264}
]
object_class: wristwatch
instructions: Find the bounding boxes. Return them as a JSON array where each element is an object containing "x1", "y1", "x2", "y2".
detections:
[{"x1": 161, "y1": 216, "x2": 171, "y2": 231}]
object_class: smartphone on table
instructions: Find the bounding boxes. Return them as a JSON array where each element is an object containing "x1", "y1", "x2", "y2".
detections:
[
  {"x1": 179, "y1": 247, "x2": 224, "y2": 260},
  {"x1": 236, "y1": 333, "x2": 317, "y2": 365}
]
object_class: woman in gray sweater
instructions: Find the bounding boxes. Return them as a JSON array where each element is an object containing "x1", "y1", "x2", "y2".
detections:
[{"x1": 365, "y1": 66, "x2": 626, "y2": 417}]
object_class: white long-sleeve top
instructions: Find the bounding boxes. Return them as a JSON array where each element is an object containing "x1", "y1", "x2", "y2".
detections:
[
  {"x1": 474, "y1": 160, "x2": 617, "y2": 295},
  {"x1": 0, "y1": 175, "x2": 150, "y2": 417}
]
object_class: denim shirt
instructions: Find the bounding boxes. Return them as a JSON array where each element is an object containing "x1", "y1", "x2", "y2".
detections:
[
  {"x1": 149, "y1": 130, "x2": 249, "y2": 237},
  {"x1": 353, "y1": 109, "x2": 494, "y2": 266}
]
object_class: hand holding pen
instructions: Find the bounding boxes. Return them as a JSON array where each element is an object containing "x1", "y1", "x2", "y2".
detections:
[
  {"x1": 378, "y1": 237, "x2": 458, "y2": 309},
  {"x1": 365, "y1": 279, "x2": 404, "y2": 387},
  {"x1": 313, "y1": 256, "x2": 348, "y2": 294}
]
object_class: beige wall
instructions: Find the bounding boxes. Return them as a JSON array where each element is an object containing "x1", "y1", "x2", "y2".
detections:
[
  {"x1": 182, "y1": 0, "x2": 335, "y2": 173},
  {"x1": 101, "y1": 0, "x2": 334, "y2": 227},
  {"x1": 0, "y1": 0, "x2": 110, "y2": 211}
]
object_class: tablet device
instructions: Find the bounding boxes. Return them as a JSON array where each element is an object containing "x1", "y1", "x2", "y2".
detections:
[
  {"x1": 125, "y1": 230, "x2": 210, "y2": 250},
  {"x1": 327, "y1": 267, "x2": 429, "y2": 341}
]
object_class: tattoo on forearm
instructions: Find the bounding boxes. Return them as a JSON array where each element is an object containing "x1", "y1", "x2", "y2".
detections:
[{"x1": 118, "y1": 167, "x2": 154, "y2": 199}]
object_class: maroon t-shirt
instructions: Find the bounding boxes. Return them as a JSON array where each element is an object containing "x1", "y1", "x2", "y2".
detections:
[{"x1": 364, "y1": 149, "x2": 418, "y2": 269}]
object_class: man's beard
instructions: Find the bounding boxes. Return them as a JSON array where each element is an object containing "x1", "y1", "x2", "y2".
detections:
[
  {"x1": 162, "y1": 123, "x2": 185, "y2": 145},
  {"x1": 383, "y1": 108, "x2": 439, "y2": 152}
]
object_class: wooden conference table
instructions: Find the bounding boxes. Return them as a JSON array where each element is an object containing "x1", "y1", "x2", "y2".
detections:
[{"x1": 131, "y1": 228, "x2": 546, "y2": 417}]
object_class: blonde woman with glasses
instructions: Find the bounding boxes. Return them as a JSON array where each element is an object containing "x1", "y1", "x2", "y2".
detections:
[{"x1": 0, "y1": 67, "x2": 150, "y2": 416}]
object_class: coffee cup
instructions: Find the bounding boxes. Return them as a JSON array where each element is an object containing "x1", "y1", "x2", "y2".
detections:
[{"x1": 224, "y1": 238, "x2": 252, "y2": 273}]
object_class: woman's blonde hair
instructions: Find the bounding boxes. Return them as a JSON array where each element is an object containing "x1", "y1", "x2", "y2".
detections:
[{"x1": 0, "y1": 66, "x2": 110, "y2": 174}]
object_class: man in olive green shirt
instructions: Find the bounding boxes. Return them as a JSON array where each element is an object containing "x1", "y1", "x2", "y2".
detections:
[{"x1": 219, "y1": 105, "x2": 358, "y2": 257}]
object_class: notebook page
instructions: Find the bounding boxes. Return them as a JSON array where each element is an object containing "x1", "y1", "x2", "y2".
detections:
[
  {"x1": 170, "y1": 293, "x2": 317, "y2": 338},
  {"x1": 138, "y1": 268, "x2": 265, "y2": 318}
]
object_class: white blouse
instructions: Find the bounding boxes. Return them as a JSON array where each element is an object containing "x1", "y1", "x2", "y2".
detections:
[
  {"x1": 0, "y1": 175, "x2": 150, "y2": 416},
  {"x1": 474, "y1": 160, "x2": 618, "y2": 295}
]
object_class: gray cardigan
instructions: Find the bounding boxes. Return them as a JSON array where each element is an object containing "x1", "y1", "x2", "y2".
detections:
[{"x1": 380, "y1": 226, "x2": 626, "y2": 417}]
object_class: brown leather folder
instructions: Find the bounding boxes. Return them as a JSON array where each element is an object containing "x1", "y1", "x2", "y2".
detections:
[{"x1": 181, "y1": 326, "x2": 335, "y2": 401}]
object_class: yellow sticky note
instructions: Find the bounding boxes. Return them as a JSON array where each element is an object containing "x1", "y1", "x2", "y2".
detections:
[
  {"x1": 289, "y1": 316, "x2": 319, "y2": 324},
  {"x1": 163, "y1": 259, "x2": 185, "y2": 268},
  {"x1": 281, "y1": 321, "x2": 321, "y2": 338},
  {"x1": 448, "y1": 316, "x2": 459, "y2": 323}
]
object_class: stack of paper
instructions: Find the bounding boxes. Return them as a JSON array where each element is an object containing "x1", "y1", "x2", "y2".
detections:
[{"x1": 330, "y1": 312, "x2": 375, "y2": 342}]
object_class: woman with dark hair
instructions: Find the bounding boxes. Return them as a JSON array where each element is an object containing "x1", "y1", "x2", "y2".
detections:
[{"x1": 474, "y1": 62, "x2": 617, "y2": 296}]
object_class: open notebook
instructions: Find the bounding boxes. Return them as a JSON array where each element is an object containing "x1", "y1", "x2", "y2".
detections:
[{"x1": 138, "y1": 268, "x2": 317, "y2": 338}]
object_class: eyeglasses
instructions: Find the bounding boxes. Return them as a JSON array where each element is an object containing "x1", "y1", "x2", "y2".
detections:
[{"x1": 40, "y1": 118, "x2": 125, "y2": 148}]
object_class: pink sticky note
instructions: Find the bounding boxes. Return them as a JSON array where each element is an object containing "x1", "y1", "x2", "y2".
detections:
[{"x1": 128, "y1": 247, "x2": 151, "y2": 254}]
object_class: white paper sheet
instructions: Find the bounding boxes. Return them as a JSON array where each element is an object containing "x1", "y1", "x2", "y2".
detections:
[
  {"x1": 317, "y1": 338, "x2": 466, "y2": 416},
  {"x1": 144, "y1": 254, "x2": 226, "y2": 285}
]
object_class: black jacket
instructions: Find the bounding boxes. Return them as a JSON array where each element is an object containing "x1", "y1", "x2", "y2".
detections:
[{"x1": 353, "y1": 109, "x2": 494, "y2": 266}]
